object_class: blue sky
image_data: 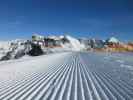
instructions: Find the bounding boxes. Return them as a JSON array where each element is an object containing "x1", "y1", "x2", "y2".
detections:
[{"x1": 0, "y1": 0, "x2": 133, "y2": 41}]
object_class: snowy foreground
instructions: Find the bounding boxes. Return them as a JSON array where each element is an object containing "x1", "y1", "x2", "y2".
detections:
[{"x1": 0, "y1": 52, "x2": 133, "y2": 100}]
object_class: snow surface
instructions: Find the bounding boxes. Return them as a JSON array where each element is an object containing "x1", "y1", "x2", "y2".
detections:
[{"x1": 0, "y1": 52, "x2": 133, "y2": 100}]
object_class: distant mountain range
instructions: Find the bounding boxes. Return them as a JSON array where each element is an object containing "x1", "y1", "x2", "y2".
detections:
[{"x1": 0, "y1": 34, "x2": 132, "y2": 61}]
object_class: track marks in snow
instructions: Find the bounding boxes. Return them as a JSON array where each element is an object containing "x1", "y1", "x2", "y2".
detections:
[{"x1": 0, "y1": 52, "x2": 133, "y2": 100}]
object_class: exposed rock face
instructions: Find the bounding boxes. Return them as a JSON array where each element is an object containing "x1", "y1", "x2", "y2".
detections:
[{"x1": 28, "y1": 43, "x2": 44, "y2": 56}]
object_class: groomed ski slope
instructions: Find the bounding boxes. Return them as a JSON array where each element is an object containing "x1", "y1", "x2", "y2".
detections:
[{"x1": 0, "y1": 52, "x2": 133, "y2": 100}]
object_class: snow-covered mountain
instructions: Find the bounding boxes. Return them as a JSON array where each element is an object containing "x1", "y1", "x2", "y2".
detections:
[
  {"x1": 107, "y1": 37, "x2": 119, "y2": 43},
  {"x1": 0, "y1": 35, "x2": 86, "y2": 61},
  {"x1": 1, "y1": 35, "x2": 130, "y2": 61},
  {"x1": 61, "y1": 35, "x2": 85, "y2": 51}
]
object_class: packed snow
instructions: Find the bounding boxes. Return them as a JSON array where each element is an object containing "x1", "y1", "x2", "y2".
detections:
[{"x1": 0, "y1": 52, "x2": 133, "y2": 100}]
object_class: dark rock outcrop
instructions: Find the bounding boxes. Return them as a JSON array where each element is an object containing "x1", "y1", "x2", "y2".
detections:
[{"x1": 28, "y1": 43, "x2": 44, "y2": 56}]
